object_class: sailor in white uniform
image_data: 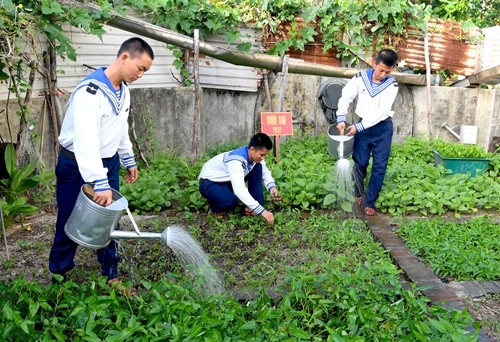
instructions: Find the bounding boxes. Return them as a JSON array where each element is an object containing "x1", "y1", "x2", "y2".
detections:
[
  {"x1": 49, "y1": 37, "x2": 154, "y2": 283},
  {"x1": 336, "y1": 49, "x2": 399, "y2": 216},
  {"x1": 198, "y1": 133, "x2": 281, "y2": 225}
]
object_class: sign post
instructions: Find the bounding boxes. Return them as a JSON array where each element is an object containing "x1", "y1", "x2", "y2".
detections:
[{"x1": 261, "y1": 112, "x2": 293, "y2": 160}]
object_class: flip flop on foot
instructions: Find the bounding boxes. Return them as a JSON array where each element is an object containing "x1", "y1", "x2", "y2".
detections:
[
  {"x1": 107, "y1": 278, "x2": 137, "y2": 297},
  {"x1": 363, "y1": 207, "x2": 376, "y2": 216}
]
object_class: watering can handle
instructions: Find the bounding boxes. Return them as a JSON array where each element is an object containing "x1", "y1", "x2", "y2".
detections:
[
  {"x1": 126, "y1": 207, "x2": 142, "y2": 235},
  {"x1": 83, "y1": 184, "x2": 141, "y2": 236},
  {"x1": 82, "y1": 184, "x2": 95, "y2": 198}
]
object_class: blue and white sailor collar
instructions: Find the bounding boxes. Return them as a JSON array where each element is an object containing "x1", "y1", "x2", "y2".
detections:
[
  {"x1": 361, "y1": 69, "x2": 395, "y2": 98},
  {"x1": 223, "y1": 146, "x2": 254, "y2": 171},
  {"x1": 72, "y1": 67, "x2": 127, "y2": 115}
]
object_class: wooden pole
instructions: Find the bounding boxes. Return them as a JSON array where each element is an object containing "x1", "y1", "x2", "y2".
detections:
[
  {"x1": 274, "y1": 55, "x2": 290, "y2": 160},
  {"x1": 49, "y1": 44, "x2": 64, "y2": 129},
  {"x1": 0, "y1": 201, "x2": 9, "y2": 260},
  {"x1": 424, "y1": 26, "x2": 434, "y2": 136},
  {"x1": 43, "y1": 51, "x2": 60, "y2": 160},
  {"x1": 264, "y1": 73, "x2": 273, "y2": 112},
  {"x1": 191, "y1": 29, "x2": 202, "y2": 163},
  {"x1": 39, "y1": 98, "x2": 47, "y2": 160},
  {"x1": 129, "y1": 110, "x2": 150, "y2": 168}
]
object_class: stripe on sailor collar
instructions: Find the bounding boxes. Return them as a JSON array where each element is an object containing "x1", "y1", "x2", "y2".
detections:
[
  {"x1": 72, "y1": 67, "x2": 126, "y2": 115},
  {"x1": 224, "y1": 146, "x2": 255, "y2": 170},
  {"x1": 361, "y1": 69, "x2": 395, "y2": 98}
]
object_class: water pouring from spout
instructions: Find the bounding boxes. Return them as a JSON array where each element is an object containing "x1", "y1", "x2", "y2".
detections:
[
  {"x1": 325, "y1": 124, "x2": 355, "y2": 212},
  {"x1": 165, "y1": 225, "x2": 224, "y2": 296}
]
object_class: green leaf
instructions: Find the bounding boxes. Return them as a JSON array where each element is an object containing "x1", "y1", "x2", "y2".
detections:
[
  {"x1": 4, "y1": 144, "x2": 16, "y2": 178},
  {"x1": 41, "y1": 0, "x2": 63, "y2": 15},
  {"x1": 341, "y1": 200, "x2": 353, "y2": 212},
  {"x1": 0, "y1": 60, "x2": 9, "y2": 81},
  {"x1": 323, "y1": 194, "x2": 336, "y2": 206},
  {"x1": 240, "y1": 320, "x2": 256, "y2": 330},
  {"x1": 2, "y1": 303, "x2": 13, "y2": 320}
]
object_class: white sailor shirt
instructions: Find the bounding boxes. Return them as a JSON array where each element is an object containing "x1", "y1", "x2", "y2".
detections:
[
  {"x1": 198, "y1": 146, "x2": 276, "y2": 215},
  {"x1": 58, "y1": 67, "x2": 136, "y2": 192},
  {"x1": 336, "y1": 69, "x2": 398, "y2": 131}
]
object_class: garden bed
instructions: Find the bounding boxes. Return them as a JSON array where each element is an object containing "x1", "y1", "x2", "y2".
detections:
[{"x1": 0, "y1": 212, "x2": 498, "y2": 340}]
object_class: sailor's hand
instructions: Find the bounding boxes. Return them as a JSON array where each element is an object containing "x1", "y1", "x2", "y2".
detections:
[
  {"x1": 336, "y1": 121, "x2": 346, "y2": 132},
  {"x1": 262, "y1": 210, "x2": 275, "y2": 225},
  {"x1": 270, "y1": 187, "x2": 282, "y2": 201},
  {"x1": 93, "y1": 190, "x2": 112, "y2": 206},
  {"x1": 346, "y1": 125, "x2": 357, "y2": 136},
  {"x1": 125, "y1": 167, "x2": 139, "y2": 183}
]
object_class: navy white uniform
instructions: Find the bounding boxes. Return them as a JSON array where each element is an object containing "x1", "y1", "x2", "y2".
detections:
[
  {"x1": 198, "y1": 146, "x2": 276, "y2": 214},
  {"x1": 336, "y1": 69, "x2": 398, "y2": 209},
  {"x1": 49, "y1": 67, "x2": 136, "y2": 280}
]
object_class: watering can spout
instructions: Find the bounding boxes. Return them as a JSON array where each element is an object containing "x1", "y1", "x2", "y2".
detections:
[
  {"x1": 441, "y1": 123, "x2": 460, "y2": 140},
  {"x1": 109, "y1": 229, "x2": 167, "y2": 241},
  {"x1": 162, "y1": 228, "x2": 169, "y2": 244}
]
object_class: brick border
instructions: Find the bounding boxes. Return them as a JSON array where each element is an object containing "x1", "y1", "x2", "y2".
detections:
[{"x1": 365, "y1": 215, "x2": 499, "y2": 341}]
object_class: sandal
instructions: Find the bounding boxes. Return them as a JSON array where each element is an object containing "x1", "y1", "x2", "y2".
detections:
[
  {"x1": 363, "y1": 207, "x2": 376, "y2": 216},
  {"x1": 107, "y1": 278, "x2": 138, "y2": 297},
  {"x1": 209, "y1": 210, "x2": 226, "y2": 218}
]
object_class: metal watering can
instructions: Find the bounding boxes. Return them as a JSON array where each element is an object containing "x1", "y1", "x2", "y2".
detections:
[
  {"x1": 65, "y1": 184, "x2": 168, "y2": 249},
  {"x1": 327, "y1": 123, "x2": 354, "y2": 159},
  {"x1": 440, "y1": 123, "x2": 478, "y2": 144}
]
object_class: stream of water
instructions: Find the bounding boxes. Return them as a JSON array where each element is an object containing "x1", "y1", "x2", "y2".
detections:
[
  {"x1": 166, "y1": 225, "x2": 224, "y2": 296},
  {"x1": 333, "y1": 157, "x2": 355, "y2": 211}
]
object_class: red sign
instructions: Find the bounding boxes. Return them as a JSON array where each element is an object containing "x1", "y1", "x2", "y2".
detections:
[{"x1": 261, "y1": 112, "x2": 293, "y2": 136}]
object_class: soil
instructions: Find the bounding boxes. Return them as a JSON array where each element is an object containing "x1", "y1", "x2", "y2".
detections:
[{"x1": 0, "y1": 213, "x2": 498, "y2": 341}]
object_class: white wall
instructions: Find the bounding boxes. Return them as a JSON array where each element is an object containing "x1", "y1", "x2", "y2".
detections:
[{"x1": 481, "y1": 26, "x2": 500, "y2": 71}]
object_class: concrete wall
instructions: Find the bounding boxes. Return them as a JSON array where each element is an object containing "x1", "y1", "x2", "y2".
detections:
[
  {"x1": 255, "y1": 73, "x2": 415, "y2": 143},
  {"x1": 412, "y1": 86, "x2": 500, "y2": 149},
  {"x1": 130, "y1": 77, "x2": 498, "y2": 157},
  {"x1": 130, "y1": 87, "x2": 258, "y2": 156},
  {"x1": 1, "y1": 78, "x2": 498, "y2": 170}
]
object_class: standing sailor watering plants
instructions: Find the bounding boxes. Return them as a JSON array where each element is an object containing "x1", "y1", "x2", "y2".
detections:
[
  {"x1": 336, "y1": 49, "x2": 399, "y2": 216},
  {"x1": 198, "y1": 133, "x2": 281, "y2": 225},
  {"x1": 49, "y1": 37, "x2": 154, "y2": 292}
]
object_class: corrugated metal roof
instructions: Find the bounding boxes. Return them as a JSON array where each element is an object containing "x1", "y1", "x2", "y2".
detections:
[
  {"x1": 1, "y1": 24, "x2": 264, "y2": 101},
  {"x1": 56, "y1": 24, "x2": 180, "y2": 94},
  {"x1": 188, "y1": 27, "x2": 264, "y2": 92},
  {"x1": 396, "y1": 19, "x2": 482, "y2": 76},
  {"x1": 0, "y1": 34, "x2": 48, "y2": 101}
]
